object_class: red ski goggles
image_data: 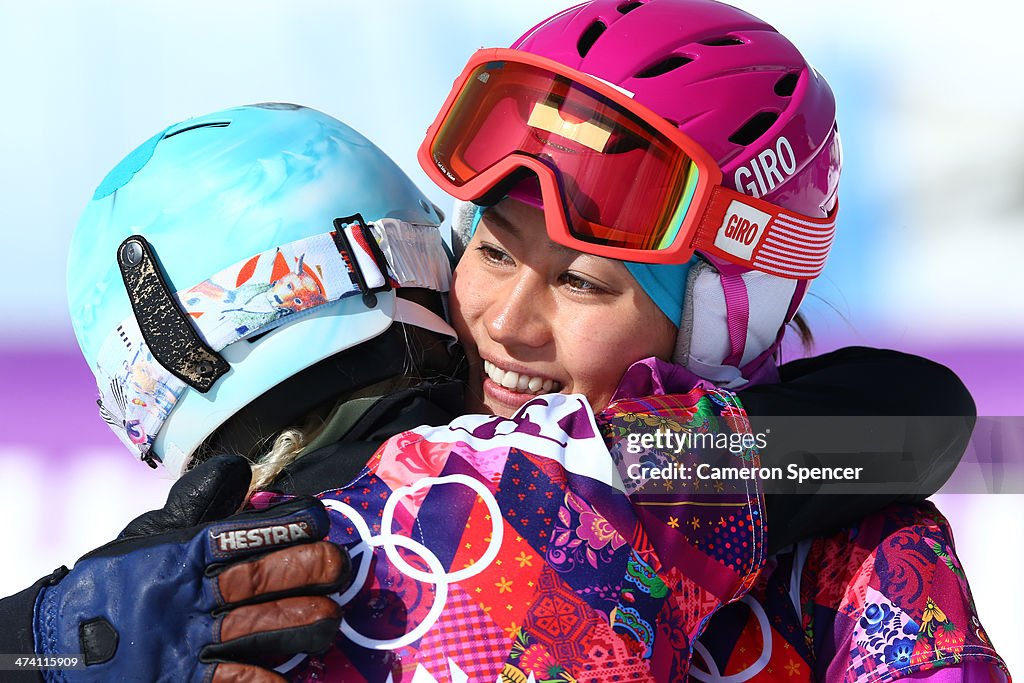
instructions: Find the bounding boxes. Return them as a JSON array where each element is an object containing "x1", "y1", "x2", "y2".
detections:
[{"x1": 419, "y1": 48, "x2": 835, "y2": 274}]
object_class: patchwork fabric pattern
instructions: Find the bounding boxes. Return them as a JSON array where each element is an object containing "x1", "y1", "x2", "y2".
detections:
[
  {"x1": 250, "y1": 374, "x2": 767, "y2": 681},
  {"x1": 410, "y1": 585, "x2": 509, "y2": 683},
  {"x1": 693, "y1": 502, "x2": 1010, "y2": 683},
  {"x1": 598, "y1": 387, "x2": 767, "y2": 601}
]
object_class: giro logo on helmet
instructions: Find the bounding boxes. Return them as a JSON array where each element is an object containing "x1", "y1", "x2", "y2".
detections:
[
  {"x1": 733, "y1": 136, "x2": 797, "y2": 199},
  {"x1": 714, "y1": 201, "x2": 771, "y2": 261},
  {"x1": 212, "y1": 521, "x2": 312, "y2": 553}
]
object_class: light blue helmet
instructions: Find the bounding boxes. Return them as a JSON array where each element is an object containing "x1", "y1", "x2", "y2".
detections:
[{"x1": 68, "y1": 103, "x2": 454, "y2": 476}]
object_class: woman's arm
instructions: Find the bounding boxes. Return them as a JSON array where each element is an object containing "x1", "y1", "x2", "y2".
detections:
[{"x1": 736, "y1": 346, "x2": 974, "y2": 553}]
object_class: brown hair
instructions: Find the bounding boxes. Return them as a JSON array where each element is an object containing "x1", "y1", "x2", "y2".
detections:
[{"x1": 790, "y1": 311, "x2": 814, "y2": 351}]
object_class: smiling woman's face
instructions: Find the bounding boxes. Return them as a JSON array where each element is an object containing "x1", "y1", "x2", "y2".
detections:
[{"x1": 451, "y1": 198, "x2": 678, "y2": 418}]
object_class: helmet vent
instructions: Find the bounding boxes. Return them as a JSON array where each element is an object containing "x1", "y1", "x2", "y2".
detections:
[
  {"x1": 616, "y1": 1, "x2": 644, "y2": 13},
  {"x1": 577, "y1": 20, "x2": 607, "y2": 57},
  {"x1": 699, "y1": 36, "x2": 745, "y2": 47},
  {"x1": 728, "y1": 111, "x2": 779, "y2": 146},
  {"x1": 163, "y1": 122, "x2": 230, "y2": 139},
  {"x1": 635, "y1": 54, "x2": 694, "y2": 78},
  {"x1": 774, "y1": 72, "x2": 799, "y2": 97}
]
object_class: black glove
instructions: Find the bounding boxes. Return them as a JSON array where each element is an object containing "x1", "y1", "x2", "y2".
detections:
[
  {"x1": 117, "y1": 453, "x2": 256, "y2": 538},
  {"x1": 31, "y1": 455, "x2": 351, "y2": 683}
]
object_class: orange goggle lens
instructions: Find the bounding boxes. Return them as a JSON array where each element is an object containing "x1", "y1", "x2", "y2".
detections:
[{"x1": 429, "y1": 59, "x2": 703, "y2": 253}]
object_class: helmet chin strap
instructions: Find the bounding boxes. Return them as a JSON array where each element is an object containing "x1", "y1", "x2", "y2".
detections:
[{"x1": 717, "y1": 263, "x2": 751, "y2": 368}]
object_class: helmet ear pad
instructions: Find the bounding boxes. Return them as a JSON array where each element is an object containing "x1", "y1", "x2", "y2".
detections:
[
  {"x1": 675, "y1": 257, "x2": 797, "y2": 387},
  {"x1": 201, "y1": 323, "x2": 413, "y2": 460}
]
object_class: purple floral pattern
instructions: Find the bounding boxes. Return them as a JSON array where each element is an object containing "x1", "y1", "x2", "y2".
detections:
[{"x1": 550, "y1": 491, "x2": 627, "y2": 571}]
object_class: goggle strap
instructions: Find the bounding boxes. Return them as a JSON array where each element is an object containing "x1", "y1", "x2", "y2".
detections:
[
  {"x1": 693, "y1": 187, "x2": 836, "y2": 280},
  {"x1": 94, "y1": 219, "x2": 450, "y2": 462},
  {"x1": 371, "y1": 218, "x2": 453, "y2": 294}
]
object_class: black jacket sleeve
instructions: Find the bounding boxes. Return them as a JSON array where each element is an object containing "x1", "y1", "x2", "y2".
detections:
[{"x1": 737, "y1": 346, "x2": 975, "y2": 554}]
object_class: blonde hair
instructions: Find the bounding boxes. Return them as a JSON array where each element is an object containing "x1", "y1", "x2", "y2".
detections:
[
  {"x1": 248, "y1": 426, "x2": 313, "y2": 497},
  {"x1": 242, "y1": 372, "x2": 435, "y2": 498}
]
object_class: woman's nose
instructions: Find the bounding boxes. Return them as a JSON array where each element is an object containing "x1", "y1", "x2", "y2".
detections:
[{"x1": 484, "y1": 273, "x2": 551, "y2": 350}]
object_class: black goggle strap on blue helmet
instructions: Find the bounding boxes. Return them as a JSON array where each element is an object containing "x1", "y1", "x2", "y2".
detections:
[{"x1": 96, "y1": 216, "x2": 453, "y2": 466}]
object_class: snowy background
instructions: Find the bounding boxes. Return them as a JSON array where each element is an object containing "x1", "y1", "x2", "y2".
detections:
[{"x1": 0, "y1": 0, "x2": 1020, "y2": 674}]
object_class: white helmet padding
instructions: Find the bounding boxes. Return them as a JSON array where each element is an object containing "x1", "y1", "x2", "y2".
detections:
[{"x1": 675, "y1": 260, "x2": 797, "y2": 388}]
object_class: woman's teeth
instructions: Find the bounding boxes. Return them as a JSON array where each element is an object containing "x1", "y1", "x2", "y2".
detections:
[{"x1": 483, "y1": 360, "x2": 562, "y2": 394}]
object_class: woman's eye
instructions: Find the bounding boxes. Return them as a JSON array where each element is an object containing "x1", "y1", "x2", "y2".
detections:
[
  {"x1": 476, "y1": 244, "x2": 514, "y2": 266},
  {"x1": 562, "y1": 272, "x2": 602, "y2": 293}
]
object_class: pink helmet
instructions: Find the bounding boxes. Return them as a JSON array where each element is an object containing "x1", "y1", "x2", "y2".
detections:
[
  {"x1": 499, "y1": 0, "x2": 842, "y2": 387},
  {"x1": 512, "y1": 0, "x2": 841, "y2": 218}
]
